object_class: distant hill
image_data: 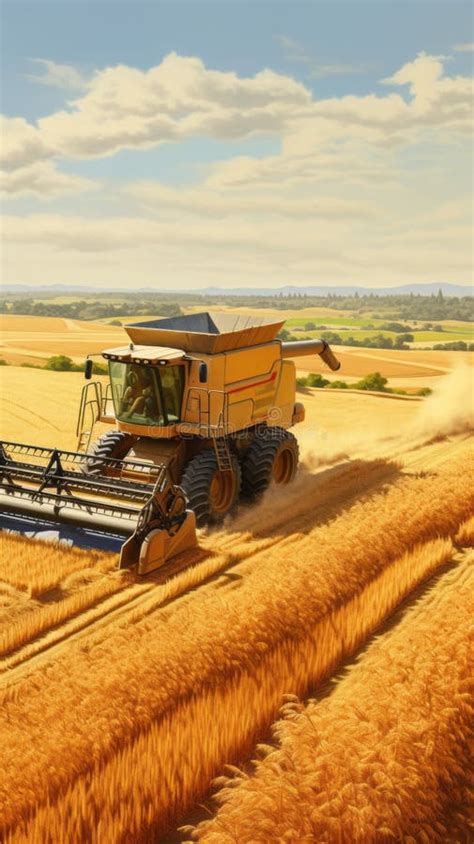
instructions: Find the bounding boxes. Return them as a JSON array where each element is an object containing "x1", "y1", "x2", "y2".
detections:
[{"x1": 1, "y1": 282, "x2": 472, "y2": 297}]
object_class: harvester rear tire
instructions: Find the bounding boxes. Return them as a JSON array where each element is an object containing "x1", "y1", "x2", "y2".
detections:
[
  {"x1": 181, "y1": 450, "x2": 241, "y2": 527},
  {"x1": 84, "y1": 431, "x2": 137, "y2": 477},
  {"x1": 241, "y1": 427, "x2": 299, "y2": 500}
]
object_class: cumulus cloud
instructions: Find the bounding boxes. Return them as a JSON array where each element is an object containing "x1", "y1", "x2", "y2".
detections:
[
  {"x1": 2, "y1": 50, "x2": 472, "y2": 180},
  {"x1": 0, "y1": 116, "x2": 96, "y2": 199},
  {"x1": 0, "y1": 161, "x2": 97, "y2": 198},
  {"x1": 30, "y1": 48, "x2": 469, "y2": 168},
  {"x1": 26, "y1": 59, "x2": 89, "y2": 91},
  {"x1": 0, "y1": 116, "x2": 51, "y2": 172},
  {"x1": 1, "y1": 50, "x2": 472, "y2": 287},
  {"x1": 37, "y1": 53, "x2": 312, "y2": 159}
]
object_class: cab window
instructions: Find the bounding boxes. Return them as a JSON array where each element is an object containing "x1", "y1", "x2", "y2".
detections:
[{"x1": 109, "y1": 362, "x2": 184, "y2": 426}]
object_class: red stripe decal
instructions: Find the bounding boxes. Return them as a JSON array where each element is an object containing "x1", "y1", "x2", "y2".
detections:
[{"x1": 227, "y1": 371, "x2": 277, "y2": 395}]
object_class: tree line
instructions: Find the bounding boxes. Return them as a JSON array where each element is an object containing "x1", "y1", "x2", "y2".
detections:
[{"x1": 1, "y1": 291, "x2": 472, "y2": 322}]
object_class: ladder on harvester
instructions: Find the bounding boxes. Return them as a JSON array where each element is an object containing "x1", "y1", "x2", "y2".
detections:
[{"x1": 212, "y1": 403, "x2": 232, "y2": 473}]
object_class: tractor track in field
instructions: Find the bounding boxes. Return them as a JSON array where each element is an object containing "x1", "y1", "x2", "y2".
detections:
[{"x1": 1, "y1": 398, "x2": 63, "y2": 431}]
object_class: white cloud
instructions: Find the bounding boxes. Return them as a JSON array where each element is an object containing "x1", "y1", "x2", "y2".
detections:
[
  {"x1": 0, "y1": 161, "x2": 97, "y2": 198},
  {"x1": 0, "y1": 116, "x2": 94, "y2": 199},
  {"x1": 26, "y1": 59, "x2": 89, "y2": 91},
  {"x1": 2, "y1": 190, "x2": 471, "y2": 287},
  {"x1": 1, "y1": 50, "x2": 472, "y2": 287},
  {"x1": 0, "y1": 116, "x2": 51, "y2": 172},
  {"x1": 3, "y1": 50, "x2": 472, "y2": 176},
  {"x1": 127, "y1": 181, "x2": 376, "y2": 220},
  {"x1": 37, "y1": 53, "x2": 312, "y2": 159}
]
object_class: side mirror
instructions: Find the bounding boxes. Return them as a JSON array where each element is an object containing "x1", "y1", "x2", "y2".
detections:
[
  {"x1": 84, "y1": 359, "x2": 93, "y2": 380},
  {"x1": 199, "y1": 362, "x2": 208, "y2": 383}
]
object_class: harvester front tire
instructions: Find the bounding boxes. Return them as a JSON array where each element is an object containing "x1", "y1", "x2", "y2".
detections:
[
  {"x1": 241, "y1": 427, "x2": 299, "y2": 500},
  {"x1": 85, "y1": 431, "x2": 136, "y2": 476},
  {"x1": 181, "y1": 450, "x2": 241, "y2": 527}
]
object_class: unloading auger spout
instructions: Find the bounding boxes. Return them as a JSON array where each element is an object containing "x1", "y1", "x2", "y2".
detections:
[{"x1": 281, "y1": 339, "x2": 341, "y2": 371}]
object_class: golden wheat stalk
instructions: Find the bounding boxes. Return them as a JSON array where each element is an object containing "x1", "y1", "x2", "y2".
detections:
[
  {"x1": 190, "y1": 554, "x2": 474, "y2": 844},
  {"x1": 455, "y1": 515, "x2": 474, "y2": 547},
  {"x1": 10, "y1": 538, "x2": 460, "y2": 844},
  {"x1": 0, "y1": 533, "x2": 116, "y2": 597},
  {"x1": 0, "y1": 573, "x2": 130, "y2": 663},
  {"x1": 2, "y1": 453, "x2": 472, "y2": 840}
]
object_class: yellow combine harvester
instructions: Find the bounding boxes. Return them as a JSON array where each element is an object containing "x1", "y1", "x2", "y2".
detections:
[{"x1": 0, "y1": 313, "x2": 340, "y2": 574}]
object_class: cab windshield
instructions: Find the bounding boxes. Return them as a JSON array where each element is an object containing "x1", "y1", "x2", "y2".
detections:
[{"x1": 109, "y1": 361, "x2": 184, "y2": 426}]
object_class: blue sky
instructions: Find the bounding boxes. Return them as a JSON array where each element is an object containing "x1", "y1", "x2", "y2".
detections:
[{"x1": 1, "y1": 1, "x2": 473, "y2": 288}]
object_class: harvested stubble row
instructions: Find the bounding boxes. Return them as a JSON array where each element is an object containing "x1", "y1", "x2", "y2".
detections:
[
  {"x1": 2, "y1": 455, "x2": 474, "y2": 841},
  {"x1": 191, "y1": 554, "x2": 474, "y2": 844},
  {"x1": 0, "y1": 533, "x2": 116, "y2": 597}
]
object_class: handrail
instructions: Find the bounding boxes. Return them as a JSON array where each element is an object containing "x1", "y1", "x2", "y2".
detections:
[{"x1": 76, "y1": 381, "x2": 102, "y2": 437}]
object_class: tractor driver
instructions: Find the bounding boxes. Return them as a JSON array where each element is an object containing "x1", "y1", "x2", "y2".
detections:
[
  {"x1": 121, "y1": 369, "x2": 141, "y2": 414},
  {"x1": 126, "y1": 380, "x2": 162, "y2": 423}
]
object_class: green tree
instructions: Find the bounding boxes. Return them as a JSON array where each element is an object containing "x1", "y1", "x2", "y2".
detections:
[
  {"x1": 45, "y1": 355, "x2": 76, "y2": 371},
  {"x1": 328, "y1": 380, "x2": 349, "y2": 389},
  {"x1": 355, "y1": 372, "x2": 388, "y2": 392},
  {"x1": 306, "y1": 373, "x2": 330, "y2": 388}
]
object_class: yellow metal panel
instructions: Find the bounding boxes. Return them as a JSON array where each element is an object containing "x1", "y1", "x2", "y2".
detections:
[
  {"x1": 269, "y1": 360, "x2": 296, "y2": 429},
  {"x1": 227, "y1": 399, "x2": 255, "y2": 433},
  {"x1": 224, "y1": 342, "x2": 279, "y2": 383}
]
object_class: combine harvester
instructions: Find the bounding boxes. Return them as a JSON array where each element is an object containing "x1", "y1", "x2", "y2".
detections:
[{"x1": 0, "y1": 313, "x2": 340, "y2": 574}]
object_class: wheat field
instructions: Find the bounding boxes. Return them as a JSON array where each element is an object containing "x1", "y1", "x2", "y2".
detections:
[
  {"x1": 0, "y1": 346, "x2": 473, "y2": 841},
  {"x1": 1, "y1": 453, "x2": 473, "y2": 841},
  {"x1": 189, "y1": 553, "x2": 473, "y2": 843}
]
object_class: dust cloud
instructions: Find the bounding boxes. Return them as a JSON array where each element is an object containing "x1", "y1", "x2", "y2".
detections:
[{"x1": 412, "y1": 365, "x2": 474, "y2": 439}]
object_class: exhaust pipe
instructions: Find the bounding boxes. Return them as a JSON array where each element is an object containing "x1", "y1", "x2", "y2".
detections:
[{"x1": 281, "y1": 339, "x2": 341, "y2": 371}]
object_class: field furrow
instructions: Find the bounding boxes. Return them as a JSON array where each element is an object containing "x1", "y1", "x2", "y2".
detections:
[{"x1": 188, "y1": 553, "x2": 474, "y2": 844}]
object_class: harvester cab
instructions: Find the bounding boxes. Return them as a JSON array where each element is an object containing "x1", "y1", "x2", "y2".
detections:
[{"x1": 0, "y1": 312, "x2": 340, "y2": 575}]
